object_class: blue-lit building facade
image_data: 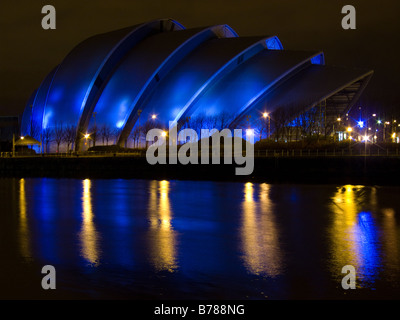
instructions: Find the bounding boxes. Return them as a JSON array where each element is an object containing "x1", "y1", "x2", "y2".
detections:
[{"x1": 20, "y1": 19, "x2": 373, "y2": 152}]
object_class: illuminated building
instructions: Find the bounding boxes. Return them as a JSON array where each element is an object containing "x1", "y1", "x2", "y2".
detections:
[{"x1": 20, "y1": 19, "x2": 373, "y2": 151}]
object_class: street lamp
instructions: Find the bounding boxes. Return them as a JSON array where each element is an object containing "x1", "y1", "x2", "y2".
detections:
[
  {"x1": 262, "y1": 112, "x2": 270, "y2": 139},
  {"x1": 152, "y1": 114, "x2": 157, "y2": 120},
  {"x1": 347, "y1": 128, "x2": 353, "y2": 155},
  {"x1": 84, "y1": 133, "x2": 90, "y2": 147},
  {"x1": 246, "y1": 129, "x2": 254, "y2": 137}
]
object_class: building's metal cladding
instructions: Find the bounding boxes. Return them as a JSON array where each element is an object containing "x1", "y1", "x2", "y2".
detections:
[
  {"x1": 90, "y1": 25, "x2": 238, "y2": 146},
  {"x1": 244, "y1": 65, "x2": 373, "y2": 126},
  {"x1": 22, "y1": 66, "x2": 58, "y2": 140},
  {"x1": 189, "y1": 50, "x2": 325, "y2": 121},
  {"x1": 135, "y1": 37, "x2": 269, "y2": 127},
  {"x1": 20, "y1": 19, "x2": 373, "y2": 151}
]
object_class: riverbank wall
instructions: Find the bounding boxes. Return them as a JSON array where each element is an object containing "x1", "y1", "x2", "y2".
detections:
[{"x1": 1, "y1": 155, "x2": 399, "y2": 185}]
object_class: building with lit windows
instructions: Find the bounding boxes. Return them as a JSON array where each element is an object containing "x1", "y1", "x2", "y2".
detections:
[{"x1": 20, "y1": 19, "x2": 373, "y2": 151}]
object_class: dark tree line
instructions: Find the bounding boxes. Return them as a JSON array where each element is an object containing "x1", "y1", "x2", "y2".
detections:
[{"x1": 23, "y1": 99, "x2": 354, "y2": 152}]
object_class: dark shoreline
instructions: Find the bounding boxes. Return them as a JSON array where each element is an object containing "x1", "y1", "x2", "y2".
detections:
[{"x1": 1, "y1": 155, "x2": 400, "y2": 185}]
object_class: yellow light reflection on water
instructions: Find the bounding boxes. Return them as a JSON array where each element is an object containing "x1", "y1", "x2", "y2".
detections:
[
  {"x1": 18, "y1": 178, "x2": 31, "y2": 258},
  {"x1": 148, "y1": 180, "x2": 177, "y2": 272},
  {"x1": 381, "y1": 208, "x2": 399, "y2": 276},
  {"x1": 241, "y1": 182, "x2": 282, "y2": 276},
  {"x1": 80, "y1": 179, "x2": 100, "y2": 266},
  {"x1": 330, "y1": 185, "x2": 361, "y2": 267}
]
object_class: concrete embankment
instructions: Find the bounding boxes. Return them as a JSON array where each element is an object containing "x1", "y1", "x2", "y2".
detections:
[{"x1": 0, "y1": 155, "x2": 399, "y2": 185}]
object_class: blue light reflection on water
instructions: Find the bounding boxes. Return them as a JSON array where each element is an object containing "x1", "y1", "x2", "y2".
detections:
[
  {"x1": 34, "y1": 179, "x2": 60, "y2": 264},
  {"x1": 356, "y1": 211, "x2": 380, "y2": 282},
  {"x1": 328, "y1": 185, "x2": 388, "y2": 288}
]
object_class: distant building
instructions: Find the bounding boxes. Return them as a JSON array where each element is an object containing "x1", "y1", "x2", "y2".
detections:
[
  {"x1": 20, "y1": 18, "x2": 373, "y2": 152},
  {"x1": 0, "y1": 116, "x2": 19, "y2": 141}
]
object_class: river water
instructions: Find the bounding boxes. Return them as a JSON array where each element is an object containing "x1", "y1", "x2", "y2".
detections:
[{"x1": 1, "y1": 178, "x2": 399, "y2": 299}]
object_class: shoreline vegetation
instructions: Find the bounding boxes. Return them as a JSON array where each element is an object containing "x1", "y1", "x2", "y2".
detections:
[{"x1": 1, "y1": 140, "x2": 400, "y2": 185}]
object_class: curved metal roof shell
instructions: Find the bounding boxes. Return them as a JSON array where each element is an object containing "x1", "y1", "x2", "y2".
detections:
[{"x1": 20, "y1": 19, "x2": 373, "y2": 150}]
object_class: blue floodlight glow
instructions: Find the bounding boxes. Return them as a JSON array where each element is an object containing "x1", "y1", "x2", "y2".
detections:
[
  {"x1": 310, "y1": 53, "x2": 324, "y2": 65},
  {"x1": 20, "y1": 18, "x2": 373, "y2": 151},
  {"x1": 265, "y1": 37, "x2": 283, "y2": 50}
]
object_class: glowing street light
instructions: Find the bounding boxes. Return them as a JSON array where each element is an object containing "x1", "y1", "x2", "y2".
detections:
[
  {"x1": 347, "y1": 127, "x2": 352, "y2": 133},
  {"x1": 377, "y1": 120, "x2": 382, "y2": 124},
  {"x1": 262, "y1": 112, "x2": 271, "y2": 139},
  {"x1": 20, "y1": 136, "x2": 25, "y2": 140},
  {"x1": 358, "y1": 121, "x2": 364, "y2": 128},
  {"x1": 83, "y1": 133, "x2": 90, "y2": 147},
  {"x1": 161, "y1": 131, "x2": 167, "y2": 137},
  {"x1": 246, "y1": 129, "x2": 254, "y2": 137},
  {"x1": 151, "y1": 114, "x2": 157, "y2": 120}
]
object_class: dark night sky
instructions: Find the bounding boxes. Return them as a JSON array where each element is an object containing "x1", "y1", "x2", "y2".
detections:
[{"x1": 0, "y1": 0, "x2": 399, "y2": 116}]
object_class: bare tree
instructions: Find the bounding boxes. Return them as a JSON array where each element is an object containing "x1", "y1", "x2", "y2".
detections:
[
  {"x1": 53, "y1": 123, "x2": 65, "y2": 153},
  {"x1": 63, "y1": 125, "x2": 76, "y2": 152},
  {"x1": 185, "y1": 113, "x2": 207, "y2": 135},
  {"x1": 112, "y1": 128, "x2": 122, "y2": 146},
  {"x1": 99, "y1": 125, "x2": 112, "y2": 146},
  {"x1": 141, "y1": 120, "x2": 161, "y2": 148},
  {"x1": 129, "y1": 125, "x2": 141, "y2": 148},
  {"x1": 272, "y1": 107, "x2": 288, "y2": 141},
  {"x1": 29, "y1": 119, "x2": 41, "y2": 141},
  {"x1": 42, "y1": 128, "x2": 54, "y2": 153},
  {"x1": 215, "y1": 111, "x2": 233, "y2": 130},
  {"x1": 89, "y1": 125, "x2": 98, "y2": 147},
  {"x1": 254, "y1": 117, "x2": 268, "y2": 141}
]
